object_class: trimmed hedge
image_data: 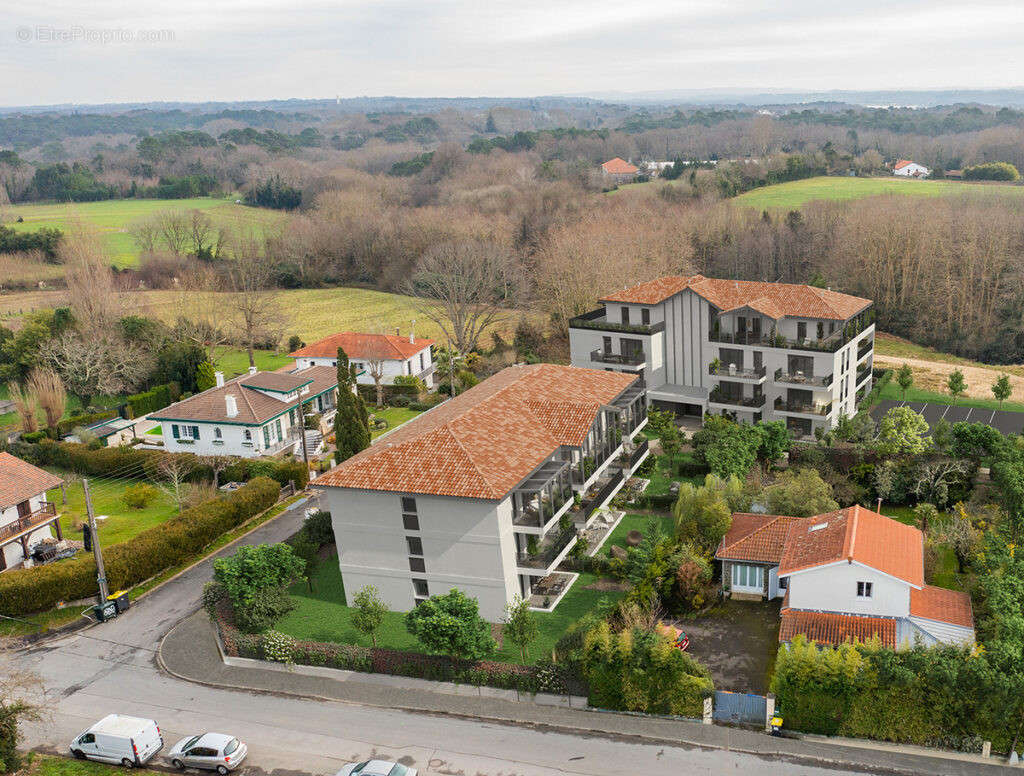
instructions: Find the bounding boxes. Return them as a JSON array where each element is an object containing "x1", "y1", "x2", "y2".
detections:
[
  {"x1": 0, "y1": 477, "x2": 281, "y2": 616},
  {"x1": 125, "y1": 382, "x2": 181, "y2": 418},
  {"x1": 356, "y1": 383, "x2": 419, "y2": 404},
  {"x1": 4, "y1": 440, "x2": 308, "y2": 489},
  {"x1": 58, "y1": 409, "x2": 119, "y2": 436},
  {"x1": 214, "y1": 603, "x2": 582, "y2": 695}
]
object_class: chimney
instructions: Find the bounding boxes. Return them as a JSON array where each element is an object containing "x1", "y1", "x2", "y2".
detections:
[
  {"x1": 225, "y1": 394, "x2": 238, "y2": 418},
  {"x1": 248, "y1": 366, "x2": 257, "y2": 375},
  {"x1": 214, "y1": 371, "x2": 224, "y2": 388},
  {"x1": 395, "y1": 327, "x2": 400, "y2": 337},
  {"x1": 409, "y1": 319, "x2": 415, "y2": 344}
]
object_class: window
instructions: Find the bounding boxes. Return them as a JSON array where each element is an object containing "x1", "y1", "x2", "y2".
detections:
[
  {"x1": 797, "y1": 321, "x2": 807, "y2": 341},
  {"x1": 409, "y1": 557, "x2": 425, "y2": 573},
  {"x1": 778, "y1": 576, "x2": 788, "y2": 590},
  {"x1": 817, "y1": 321, "x2": 824, "y2": 340},
  {"x1": 191, "y1": 426, "x2": 200, "y2": 439},
  {"x1": 171, "y1": 424, "x2": 180, "y2": 439},
  {"x1": 214, "y1": 427, "x2": 222, "y2": 439},
  {"x1": 331, "y1": 360, "x2": 337, "y2": 367},
  {"x1": 412, "y1": 578, "x2": 429, "y2": 597},
  {"x1": 263, "y1": 426, "x2": 271, "y2": 447},
  {"x1": 289, "y1": 408, "x2": 297, "y2": 425},
  {"x1": 731, "y1": 563, "x2": 763, "y2": 590},
  {"x1": 641, "y1": 308, "x2": 650, "y2": 325},
  {"x1": 401, "y1": 496, "x2": 417, "y2": 513},
  {"x1": 602, "y1": 335, "x2": 612, "y2": 355},
  {"x1": 275, "y1": 418, "x2": 283, "y2": 441},
  {"x1": 621, "y1": 306, "x2": 630, "y2": 325},
  {"x1": 244, "y1": 429, "x2": 252, "y2": 441},
  {"x1": 857, "y1": 581, "x2": 873, "y2": 598},
  {"x1": 402, "y1": 514, "x2": 420, "y2": 531},
  {"x1": 79, "y1": 734, "x2": 95, "y2": 744},
  {"x1": 419, "y1": 352, "x2": 425, "y2": 371},
  {"x1": 406, "y1": 536, "x2": 423, "y2": 556}
]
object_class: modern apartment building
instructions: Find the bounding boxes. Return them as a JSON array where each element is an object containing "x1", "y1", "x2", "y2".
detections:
[
  {"x1": 314, "y1": 363, "x2": 648, "y2": 620},
  {"x1": 568, "y1": 275, "x2": 875, "y2": 437}
]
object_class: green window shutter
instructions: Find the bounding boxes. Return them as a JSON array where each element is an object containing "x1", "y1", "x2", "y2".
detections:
[
  {"x1": 171, "y1": 424, "x2": 180, "y2": 439},
  {"x1": 192, "y1": 425, "x2": 200, "y2": 440},
  {"x1": 263, "y1": 426, "x2": 271, "y2": 446}
]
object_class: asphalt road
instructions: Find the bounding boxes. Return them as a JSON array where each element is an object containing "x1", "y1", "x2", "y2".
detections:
[{"x1": 12, "y1": 493, "x2": 878, "y2": 776}]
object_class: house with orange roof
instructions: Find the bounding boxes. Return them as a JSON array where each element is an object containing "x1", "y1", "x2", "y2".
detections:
[
  {"x1": 893, "y1": 159, "x2": 930, "y2": 177},
  {"x1": 0, "y1": 452, "x2": 63, "y2": 570},
  {"x1": 290, "y1": 330, "x2": 435, "y2": 388},
  {"x1": 600, "y1": 157, "x2": 639, "y2": 184},
  {"x1": 313, "y1": 363, "x2": 649, "y2": 620},
  {"x1": 568, "y1": 275, "x2": 875, "y2": 437},
  {"x1": 716, "y1": 506, "x2": 975, "y2": 649}
]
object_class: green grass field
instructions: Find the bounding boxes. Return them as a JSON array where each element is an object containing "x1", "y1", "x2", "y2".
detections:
[
  {"x1": 277, "y1": 554, "x2": 625, "y2": 665},
  {"x1": 213, "y1": 348, "x2": 294, "y2": 377},
  {"x1": 602, "y1": 512, "x2": 674, "y2": 556},
  {"x1": 733, "y1": 176, "x2": 1024, "y2": 210},
  {"x1": 0, "y1": 196, "x2": 285, "y2": 267},
  {"x1": 877, "y1": 380, "x2": 1024, "y2": 413},
  {"x1": 369, "y1": 406, "x2": 424, "y2": 438},
  {"x1": 49, "y1": 474, "x2": 179, "y2": 547},
  {"x1": 23, "y1": 754, "x2": 129, "y2": 776}
]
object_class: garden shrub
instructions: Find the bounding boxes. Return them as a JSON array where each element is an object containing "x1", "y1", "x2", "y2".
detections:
[
  {"x1": 389, "y1": 395, "x2": 411, "y2": 408},
  {"x1": 235, "y1": 586, "x2": 296, "y2": 633},
  {"x1": 0, "y1": 477, "x2": 280, "y2": 616},
  {"x1": 261, "y1": 630, "x2": 296, "y2": 664},
  {"x1": 302, "y1": 510, "x2": 335, "y2": 547},
  {"x1": 122, "y1": 482, "x2": 159, "y2": 509}
]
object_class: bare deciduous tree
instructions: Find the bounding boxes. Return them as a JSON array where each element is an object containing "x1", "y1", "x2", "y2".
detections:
[
  {"x1": 363, "y1": 323, "x2": 393, "y2": 408},
  {"x1": 157, "y1": 453, "x2": 195, "y2": 512},
  {"x1": 60, "y1": 223, "x2": 122, "y2": 329},
  {"x1": 157, "y1": 210, "x2": 191, "y2": 255},
  {"x1": 199, "y1": 454, "x2": 233, "y2": 489},
  {"x1": 406, "y1": 239, "x2": 520, "y2": 356},
  {"x1": 27, "y1": 367, "x2": 66, "y2": 431},
  {"x1": 40, "y1": 333, "x2": 151, "y2": 408},
  {"x1": 128, "y1": 217, "x2": 161, "y2": 254},
  {"x1": 225, "y1": 238, "x2": 289, "y2": 367}
]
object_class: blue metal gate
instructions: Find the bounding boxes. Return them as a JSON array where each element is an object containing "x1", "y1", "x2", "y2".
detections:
[{"x1": 713, "y1": 690, "x2": 767, "y2": 725}]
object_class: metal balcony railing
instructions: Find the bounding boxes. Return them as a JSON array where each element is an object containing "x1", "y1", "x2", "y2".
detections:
[
  {"x1": 774, "y1": 368, "x2": 833, "y2": 388},
  {"x1": 708, "y1": 389, "x2": 767, "y2": 409},
  {"x1": 709, "y1": 363, "x2": 767, "y2": 380},
  {"x1": 569, "y1": 308, "x2": 664, "y2": 336},
  {"x1": 774, "y1": 397, "x2": 833, "y2": 416},
  {"x1": 590, "y1": 349, "x2": 645, "y2": 366}
]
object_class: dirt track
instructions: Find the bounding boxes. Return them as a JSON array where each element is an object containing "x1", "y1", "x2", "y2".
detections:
[{"x1": 874, "y1": 354, "x2": 1024, "y2": 403}]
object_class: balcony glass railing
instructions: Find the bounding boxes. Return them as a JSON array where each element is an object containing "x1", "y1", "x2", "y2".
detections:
[
  {"x1": 709, "y1": 363, "x2": 767, "y2": 380},
  {"x1": 857, "y1": 337, "x2": 874, "y2": 360},
  {"x1": 710, "y1": 308, "x2": 875, "y2": 354},
  {"x1": 856, "y1": 365, "x2": 872, "y2": 385},
  {"x1": 708, "y1": 389, "x2": 767, "y2": 409},
  {"x1": 774, "y1": 396, "x2": 833, "y2": 416},
  {"x1": 774, "y1": 368, "x2": 833, "y2": 388},
  {"x1": 591, "y1": 349, "x2": 645, "y2": 366},
  {"x1": 517, "y1": 525, "x2": 577, "y2": 569},
  {"x1": 569, "y1": 308, "x2": 664, "y2": 336}
]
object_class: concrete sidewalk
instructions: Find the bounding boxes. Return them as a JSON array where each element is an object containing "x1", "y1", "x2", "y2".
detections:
[{"x1": 159, "y1": 612, "x2": 1014, "y2": 776}]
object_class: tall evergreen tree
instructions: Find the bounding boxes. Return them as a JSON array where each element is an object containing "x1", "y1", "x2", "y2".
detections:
[{"x1": 334, "y1": 347, "x2": 370, "y2": 463}]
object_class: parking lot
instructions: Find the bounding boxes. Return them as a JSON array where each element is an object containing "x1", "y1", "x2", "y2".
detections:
[{"x1": 870, "y1": 399, "x2": 1024, "y2": 435}]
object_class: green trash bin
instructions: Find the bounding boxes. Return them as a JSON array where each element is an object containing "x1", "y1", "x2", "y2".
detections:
[{"x1": 94, "y1": 600, "x2": 118, "y2": 622}]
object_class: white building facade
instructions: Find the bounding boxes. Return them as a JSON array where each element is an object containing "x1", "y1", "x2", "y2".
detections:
[
  {"x1": 315, "y1": 364, "x2": 649, "y2": 621},
  {"x1": 893, "y1": 160, "x2": 930, "y2": 177},
  {"x1": 569, "y1": 275, "x2": 875, "y2": 437},
  {"x1": 0, "y1": 452, "x2": 63, "y2": 570},
  {"x1": 151, "y1": 366, "x2": 338, "y2": 458},
  {"x1": 290, "y1": 332, "x2": 435, "y2": 388}
]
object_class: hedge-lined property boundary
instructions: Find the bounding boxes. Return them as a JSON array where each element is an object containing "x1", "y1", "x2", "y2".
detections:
[
  {"x1": 0, "y1": 477, "x2": 281, "y2": 616},
  {"x1": 212, "y1": 603, "x2": 583, "y2": 696},
  {"x1": 124, "y1": 381, "x2": 181, "y2": 418},
  {"x1": 5, "y1": 439, "x2": 308, "y2": 490}
]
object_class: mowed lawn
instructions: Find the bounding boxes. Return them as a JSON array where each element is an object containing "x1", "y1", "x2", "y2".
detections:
[
  {"x1": 277, "y1": 554, "x2": 626, "y2": 665},
  {"x1": 876, "y1": 379, "x2": 1024, "y2": 413},
  {"x1": 1, "y1": 196, "x2": 285, "y2": 267},
  {"x1": 369, "y1": 406, "x2": 425, "y2": 439},
  {"x1": 733, "y1": 176, "x2": 1024, "y2": 210},
  {"x1": 49, "y1": 474, "x2": 178, "y2": 547},
  {"x1": 602, "y1": 512, "x2": 674, "y2": 556}
]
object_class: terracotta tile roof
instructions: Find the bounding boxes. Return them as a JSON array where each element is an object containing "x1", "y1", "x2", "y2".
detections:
[
  {"x1": 151, "y1": 366, "x2": 337, "y2": 425},
  {"x1": 600, "y1": 275, "x2": 871, "y2": 320},
  {"x1": 779, "y1": 505, "x2": 924, "y2": 587},
  {"x1": 717, "y1": 513, "x2": 805, "y2": 564},
  {"x1": 910, "y1": 585, "x2": 974, "y2": 629},
  {"x1": 893, "y1": 159, "x2": 913, "y2": 170},
  {"x1": 0, "y1": 452, "x2": 63, "y2": 509},
  {"x1": 290, "y1": 332, "x2": 434, "y2": 361},
  {"x1": 779, "y1": 609, "x2": 897, "y2": 648},
  {"x1": 601, "y1": 157, "x2": 638, "y2": 175},
  {"x1": 314, "y1": 364, "x2": 638, "y2": 500}
]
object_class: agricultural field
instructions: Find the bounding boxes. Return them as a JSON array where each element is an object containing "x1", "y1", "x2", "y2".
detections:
[
  {"x1": 0, "y1": 196, "x2": 286, "y2": 267},
  {"x1": 733, "y1": 176, "x2": 1024, "y2": 210}
]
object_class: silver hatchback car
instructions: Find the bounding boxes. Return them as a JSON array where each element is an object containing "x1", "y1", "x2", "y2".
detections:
[{"x1": 168, "y1": 733, "x2": 247, "y2": 774}]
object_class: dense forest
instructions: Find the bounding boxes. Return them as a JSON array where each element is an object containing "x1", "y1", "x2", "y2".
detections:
[{"x1": 3, "y1": 98, "x2": 1024, "y2": 365}]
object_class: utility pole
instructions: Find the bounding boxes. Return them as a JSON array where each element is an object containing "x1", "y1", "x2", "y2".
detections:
[
  {"x1": 83, "y1": 479, "x2": 109, "y2": 603},
  {"x1": 298, "y1": 395, "x2": 309, "y2": 474}
]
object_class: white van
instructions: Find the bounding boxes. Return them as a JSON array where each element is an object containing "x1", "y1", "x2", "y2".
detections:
[{"x1": 70, "y1": 714, "x2": 164, "y2": 767}]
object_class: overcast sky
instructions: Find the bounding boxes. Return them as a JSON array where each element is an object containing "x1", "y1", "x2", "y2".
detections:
[{"x1": 3, "y1": 0, "x2": 1023, "y2": 106}]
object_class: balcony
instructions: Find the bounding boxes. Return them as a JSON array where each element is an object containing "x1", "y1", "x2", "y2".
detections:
[
  {"x1": 708, "y1": 388, "x2": 767, "y2": 410},
  {"x1": 857, "y1": 337, "x2": 873, "y2": 361},
  {"x1": 774, "y1": 368, "x2": 833, "y2": 388},
  {"x1": 513, "y1": 460, "x2": 573, "y2": 529},
  {"x1": 569, "y1": 308, "x2": 664, "y2": 336},
  {"x1": 0, "y1": 502, "x2": 58, "y2": 545},
  {"x1": 856, "y1": 365, "x2": 872, "y2": 386},
  {"x1": 590, "y1": 349, "x2": 645, "y2": 367},
  {"x1": 709, "y1": 309, "x2": 875, "y2": 355},
  {"x1": 709, "y1": 362, "x2": 767, "y2": 382},
  {"x1": 774, "y1": 396, "x2": 833, "y2": 416},
  {"x1": 517, "y1": 524, "x2": 578, "y2": 570},
  {"x1": 261, "y1": 427, "x2": 303, "y2": 455},
  {"x1": 617, "y1": 438, "x2": 650, "y2": 471},
  {"x1": 578, "y1": 467, "x2": 625, "y2": 520}
]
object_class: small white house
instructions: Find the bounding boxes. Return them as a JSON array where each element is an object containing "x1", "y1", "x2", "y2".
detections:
[
  {"x1": 0, "y1": 452, "x2": 63, "y2": 570},
  {"x1": 718, "y1": 505, "x2": 974, "y2": 649},
  {"x1": 151, "y1": 366, "x2": 338, "y2": 458},
  {"x1": 893, "y1": 160, "x2": 930, "y2": 178},
  {"x1": 290, "y1": 331, "x2": 435, "y2": 388}
]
